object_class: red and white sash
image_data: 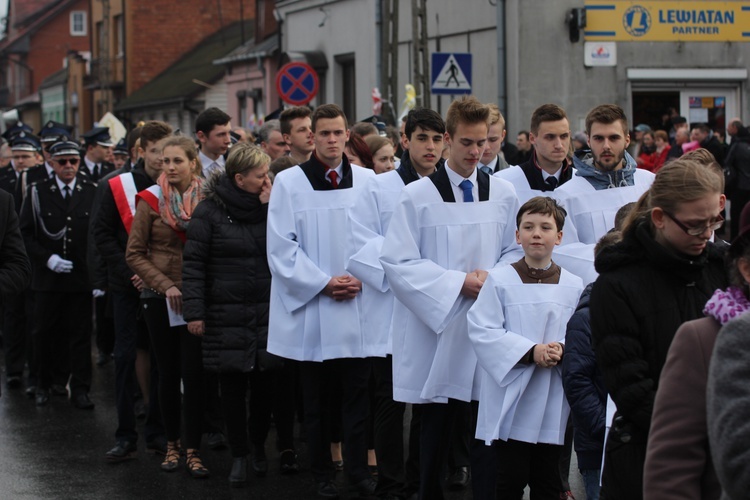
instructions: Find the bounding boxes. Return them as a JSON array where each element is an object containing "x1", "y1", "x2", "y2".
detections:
[
  {"x1": 108, "y1": 173, "x2": 139, "y2": 234},
  {"x1": 135, "y1": 184, "x2": 186, "y2": 243}
]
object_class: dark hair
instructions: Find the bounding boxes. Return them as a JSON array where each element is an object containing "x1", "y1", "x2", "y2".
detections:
[
  {"x1": 405, "y1": 108, "x2": 445, "y2": 139},
  {"x1": 530, "y1": 104, "x2": 567, "y2": 135},
  {"x1": 269, "y1": 156, "x2": 296, "y2": 178},
  {"x1": 126, "y1": 126, "x2": 143, "y2": 155},
  {"x1": 692, "y1": 123, "x2": 711, "y2": 135},
  {"x1": 445, "y1": 96, "x2": 489, "y2": 137},
  {"x1": 195, "y1": 107, "x2": 230, "y2": 136},
  {"x1": 346, "y1": 133, "x2": 373, "y2": 169},
  {"x1": 614, "y1": 202, "x2": 635, "y2": 231},
  {"x1": 585, "y1": 104, "x2": 629, "y2": 137},
  {"x1": 518, "y1": 130, "x2": 530, "y2": 141},
  {"x1": 140, "y1": 121, "x2": 173, "y2": 149},
  {"x1": 311, "y1": 104, "x2": 348, "y2": 132},
  {"x1": 516, "y1": 196, "x2": 567, "y2": 231},
  {"x1": 385, "y1": 125, "x2": 400, "y2": 148},
  {"x1": 595, "y1": 230, "x2": 622, "y2": 257},
  {"x1": 350, "y1": 122, "x2": 378, "y2": 138},
  {"x1": 280, "y1": 106, "x2": 312, "y2": 135}
]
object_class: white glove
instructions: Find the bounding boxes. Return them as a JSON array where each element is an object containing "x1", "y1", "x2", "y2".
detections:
[
  {"x1": 46, "y1": 254, "x2": 74, "y2": 273},
  {"x1": 92, "y1": 289, "x2": 106, "y2": 298}
]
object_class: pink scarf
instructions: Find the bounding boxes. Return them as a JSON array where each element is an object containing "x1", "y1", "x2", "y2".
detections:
[{"x1": 703, "y1": 287, "x2": 750, "y2": 326}]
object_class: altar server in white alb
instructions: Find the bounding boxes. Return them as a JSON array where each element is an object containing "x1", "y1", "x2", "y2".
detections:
[
  {"x1": 266, "y1": 104, "x2": 377, "y2": 499},
  {"x1": 380, "y1": 96, "x2": 521, "y2": 500},
  {"x1": 346, "y1": 107, "x2": 446, "y2": 498},
  {"x1": 468, "y1": 196, "x2": 583, "y2": 498},
  {"x1": 555, "y1": 104, "x2": 655, "y2": 245}
]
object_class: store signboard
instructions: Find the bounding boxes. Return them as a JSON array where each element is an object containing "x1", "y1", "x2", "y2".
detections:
[{"x1": 584, "y1": 1, "x2": 750, "y2": 42}]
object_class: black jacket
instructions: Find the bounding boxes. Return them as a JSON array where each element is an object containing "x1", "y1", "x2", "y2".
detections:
[
  {"x1": 517, "y1": 150, "x2": 573, "y2": 192},
  {"x1": 591, "y1": 220, "x2": 727, "y2": 437},
  {"x1": 725, "y1": 133, "x2": 750, "y2": 191},
  {"x1": 92, "y1": 161, "x2": 156, "y2": 292},
  {"x1": 0, "y1": 189, "x2": 31, "y2": 297},
  {"x1": 562, "y1": 283, "x2": 606, "y2": 470},
  {"x1": 0, "y1": 164, "x2": 52, "y2": 214},
  {"x1": 700, "y1": 136, "x2": 725, "y2": 167},
  {"x1": 19, "y1": 177, "x2": 97, "y2": 292},
  {"x1": 182, "y1": 173, "x2": 277, "y2": 373}
]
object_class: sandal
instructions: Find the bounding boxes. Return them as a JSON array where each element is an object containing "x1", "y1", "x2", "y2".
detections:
[
  {"x1": 161, "y1": 441, "x2": 180, "y2": 472},
  {"x1": 186, "y1": 449, "x2": 210, "y2": 479}
]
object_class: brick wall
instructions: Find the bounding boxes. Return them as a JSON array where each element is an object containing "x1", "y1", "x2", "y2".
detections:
[
  {"x1": 24, "y1": 0, "x2": 90, "y2": 92},
  {"x1": 125, "y1": 0, "x2": 255, "y2": 94}
]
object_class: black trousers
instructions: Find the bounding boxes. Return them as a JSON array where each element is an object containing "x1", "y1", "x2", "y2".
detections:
[
  {"x1": 141, "y1": 298, "x2": 205, "y2": 449},
  {"x1": 418, "y1": 399, "x2": 471, "y2": 500},
  {"x1": 470, "y1": 400, "x2": 499, "y2": 500},
  {"x1": 3, "y1": 289, "x2": 34, "y2": 376},
  {"x1": 300, "y1": 358, "x2": 371, "y2": 484},
  {"x1": 494, "y1": 439, "x2": 563, "y2": 500},
  {"x1": 372, "y1": 355, "x2": 406, "y2": 497},
  {"x1": 34, "y1": 291, "x2": 91, "y2": 396},
  {"x1": 111, "y1": 291, "x2": 163, "y2": 444},
  {"x1": 94, "y1": 294, "x2": 115, "y2": 356},
  {"x1": 220, "y1": 367, "x2": 296, "y2": 458}
]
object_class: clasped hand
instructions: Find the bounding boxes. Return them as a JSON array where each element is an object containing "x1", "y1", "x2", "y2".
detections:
[
  {"x1": 533, "y1": 342, "x2": 563, "y2": 368},
  {"x1": 322, "y1": 275, "x2": 362, "y2": 301}
]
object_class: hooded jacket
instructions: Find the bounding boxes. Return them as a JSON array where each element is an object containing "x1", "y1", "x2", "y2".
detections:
[
  {"x1": 572, "y1": 149, "x2": 639, "y2": 190},
  {"x1": 182, "y1": 172, "x2": 278, "y2": 373}
]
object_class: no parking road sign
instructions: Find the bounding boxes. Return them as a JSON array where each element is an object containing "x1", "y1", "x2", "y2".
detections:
[
  {"x1": 276, "y1": 62, "x2": 319, "y2": 106},
  {"x1": 431, "y1": 53, "x2": 472, "y2": 95}
]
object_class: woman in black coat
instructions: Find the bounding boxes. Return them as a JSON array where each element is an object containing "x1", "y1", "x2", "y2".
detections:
[
  {"x1": 590, "y1": 156, "x2": 728, "y2": 500},
  {"x1": 183, "y1": 143, "x2": 297, "y2": 487}
]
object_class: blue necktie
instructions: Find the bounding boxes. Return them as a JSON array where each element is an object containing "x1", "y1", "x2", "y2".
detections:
[
  {"x1": 480, "y1": 165, "x2": 493, "y2": 176},
  {"x1": 459, "y1": 179, "x2": 474, "y2": 202}
]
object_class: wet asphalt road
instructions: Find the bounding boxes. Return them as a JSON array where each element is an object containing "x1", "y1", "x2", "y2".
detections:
[{"x1": 0, "y1": 354, "x2": 583, "y2": 499}]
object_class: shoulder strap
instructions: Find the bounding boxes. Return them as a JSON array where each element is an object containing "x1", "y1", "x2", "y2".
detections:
[{"x1": 108, "y1": 173, "x2": 138, "y2": 234}]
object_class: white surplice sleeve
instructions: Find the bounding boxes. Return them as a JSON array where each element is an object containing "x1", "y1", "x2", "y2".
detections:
[
  {"x1": 347, "y1": 177, "x2": 389, "y2": 292},
  {"x1": 380, "y1": 189, "x2": 466, "y2": 335},
  {"x1": 266, "y1": 172, "x2": 330, "y2": 313}
]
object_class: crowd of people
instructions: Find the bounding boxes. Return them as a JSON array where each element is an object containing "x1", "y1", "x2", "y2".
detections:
[{"x1": 0, "y1": 96, "x2": 748, "y2": 500}]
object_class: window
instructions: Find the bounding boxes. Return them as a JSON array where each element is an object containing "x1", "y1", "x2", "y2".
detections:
[
  {"x1": 114, "y1": 15, "x2": 124, "y2": 57},
  {"x1": 70, "y1": 11, "x2": 86, "y2": 36}
]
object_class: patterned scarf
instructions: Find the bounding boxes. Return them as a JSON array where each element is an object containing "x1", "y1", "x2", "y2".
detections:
[
  {"x1": 703, "y1": 287, "x2": 750, "y2": 326},
  {"x1": 157, "y1": 172, "x2": 204, "y2": 233}
]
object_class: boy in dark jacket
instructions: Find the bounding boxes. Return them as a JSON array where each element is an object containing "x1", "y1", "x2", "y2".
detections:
[{"x1": 562, "y1": 230, "x2": 622, "y2": 500}]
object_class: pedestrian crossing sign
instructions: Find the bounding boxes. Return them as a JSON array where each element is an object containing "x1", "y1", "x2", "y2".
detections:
[{"x1": 431, "y1": 53, "x2": 472, "y2": 95}]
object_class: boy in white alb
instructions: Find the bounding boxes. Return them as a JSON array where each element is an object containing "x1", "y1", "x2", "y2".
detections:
[{"x1": 468, "y1": 196, "x2": 583, "y2": 498}]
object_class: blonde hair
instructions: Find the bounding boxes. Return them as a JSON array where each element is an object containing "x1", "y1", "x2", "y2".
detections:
[
  {"x1": 225, "y1": 143, "x2": 270, "y2": 178},
  {"x1": 162, "y1": 136, "x2": 202, "y2": 175},
  {"x1": 622, "y1": 157, "x2": 724, "y2": 236}
]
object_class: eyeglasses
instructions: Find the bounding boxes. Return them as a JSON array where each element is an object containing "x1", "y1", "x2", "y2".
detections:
[
  {"x1": 55, "y1": 158, "x2": 80, "y2": 166},
  {"x1": 663, "y1": 210, "x2": 724, "y2": 236}
]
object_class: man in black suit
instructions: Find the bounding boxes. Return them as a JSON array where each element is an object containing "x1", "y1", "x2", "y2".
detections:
[
  {"x1": 0, "y1": 133, "x2": 46, "y2": 392},
  {"x1": 39, "y1": 120, "x2": 75, "y2": 179},
  {"x1": 20, "y1": 141, "x2": 98, "y2": 409},
  {"x1": 80, "y1": 127, "x2": 115, "y2": 183},
  {"x1": 0, "y1": 188, "x2": 32, "y2": 396}
]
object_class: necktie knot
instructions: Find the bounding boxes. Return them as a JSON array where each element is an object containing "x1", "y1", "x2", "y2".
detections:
[
  {"x1": 480, "y1": 165, "x2": 493, "y2": 176},
  {"x1": 545, "y1": 176, "x2": 558, "y2": 191},
  {"x1": 459, "y1": 179, "x2": 474, "y2": 202},
  {"x1": 63, "y1": 185, "x2": 71, "y2": 200},
  {"x1": 328, "y1": 169, "x2": 339, "y2": 189}
]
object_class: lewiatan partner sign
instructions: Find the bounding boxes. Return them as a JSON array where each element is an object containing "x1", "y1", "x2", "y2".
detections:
[{"x1": 584, "y1": 1, "x2": 750, "y2": 41}]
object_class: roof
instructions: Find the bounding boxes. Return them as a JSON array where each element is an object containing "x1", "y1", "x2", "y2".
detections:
[
  {"x1": 0, "y1": 0, "x2": 76, "y2": 53},
  {"x1": 115, "y1": 20, "x2": 254, "y2": 112},
  {"x1": 213, "y1": 35, "x2": 278, "y2": 66},
  {"x1": 39, "y1": 67, "x2": 67, "y2": 90}
]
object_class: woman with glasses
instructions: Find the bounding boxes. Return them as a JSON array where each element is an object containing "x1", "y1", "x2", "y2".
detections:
[{"x1": 589, "y1": 153, "x2": 728, "y2": 500}]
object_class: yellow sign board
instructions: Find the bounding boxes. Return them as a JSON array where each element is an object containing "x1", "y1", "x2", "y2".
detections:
[{"x1": 584, "y1": 1, "x2": 750, "y2": 41}]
